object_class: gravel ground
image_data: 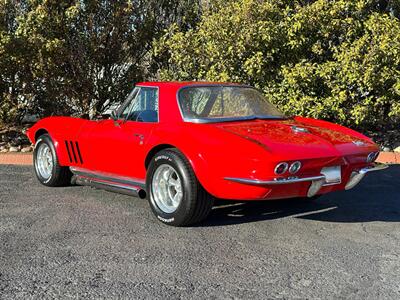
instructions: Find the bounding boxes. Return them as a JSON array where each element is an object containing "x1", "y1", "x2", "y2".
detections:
[{"x1": 0, "y1": 165, "x2": 399, "y2": 299}]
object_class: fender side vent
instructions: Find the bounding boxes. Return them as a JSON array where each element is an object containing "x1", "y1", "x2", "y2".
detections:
[
  {"x1": 65, "y1": 141, "x2": 83, "y2": 164},
  {"x1": 65, "y1": 141, "x2": 73, "y2": 162},
  {"x1": 75, "y1": 141, "x2": 83, "y2": 164}
]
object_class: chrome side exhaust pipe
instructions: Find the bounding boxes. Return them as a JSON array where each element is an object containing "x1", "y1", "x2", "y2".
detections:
[{"x1": 73, "y1": 175, "x2": 147, "y2": 199}]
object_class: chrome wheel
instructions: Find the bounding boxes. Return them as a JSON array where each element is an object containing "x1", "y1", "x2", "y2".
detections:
[
  {"x1": 35, "y1": 143, "x2": 54, "y2": 180},
  {"x1": 151, "y1": 164, "x2": 183, "y2": 214}
]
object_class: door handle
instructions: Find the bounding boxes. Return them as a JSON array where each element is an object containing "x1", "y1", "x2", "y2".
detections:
[{"x1": 134, "y1": 133, "x2": 145, "y2": 144}]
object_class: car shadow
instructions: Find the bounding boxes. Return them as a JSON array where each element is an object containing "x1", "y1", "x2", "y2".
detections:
[{"x1": 200, "y1": 165, "x2": 400, "y2": 227}]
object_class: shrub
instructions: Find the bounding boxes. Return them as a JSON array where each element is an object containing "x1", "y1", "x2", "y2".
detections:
[{"x1": 155, "y1": 0, "x2": 400, "y2": 130}]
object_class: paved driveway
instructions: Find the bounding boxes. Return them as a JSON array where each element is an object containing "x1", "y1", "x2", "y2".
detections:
[{"x1": 0, "y1": 165, "x2": 399, "y2": 299}]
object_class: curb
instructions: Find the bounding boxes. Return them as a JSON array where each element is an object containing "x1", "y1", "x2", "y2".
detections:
[
  {"x1": 0, "y1": 152, "x2": 398, "y2": 166},
  {"x1": 0, "y1": 153, "x2": 33, "y2": 165},
  {"x1": 376, "y1": 152, "x2": 399, "y2": 164}
]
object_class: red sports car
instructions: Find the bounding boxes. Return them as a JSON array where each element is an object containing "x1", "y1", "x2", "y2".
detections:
[{"x1": 27, "y1": 82, "x2": 388, "y2": 226}]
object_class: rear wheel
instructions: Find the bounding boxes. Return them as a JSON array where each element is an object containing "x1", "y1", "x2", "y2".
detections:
[
  {"x1": 33, "y1": 134, "x2": 72, "y2": 186},
  {"x1": 146, "y1": 149, "x2": 214, "y2": 226}
]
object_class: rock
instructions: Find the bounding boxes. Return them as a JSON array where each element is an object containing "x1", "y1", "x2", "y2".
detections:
[
  {"x1": 9, "y1": 146, "x2": 20, "y2": 152},
  {"x1": 0, "y1": 145, "x2": 5, "y2": 151},
  {"x1": 21, "y1": 146, "x2": 33, "y2": 153},
  {"x1": 394, "y1": 146, "x2": 400, "y2": 153},
  {"x1": 0, "y1": 148, "x2": 8, "y2": 153},
  {"x1": 382, "y1": 147, "x2": 391, "y2": 152},
  {"x1": 0, "y1": 141, "x2": 5, "y2": 147}
]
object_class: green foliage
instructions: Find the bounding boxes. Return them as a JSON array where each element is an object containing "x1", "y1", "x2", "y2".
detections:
[
  {"x1": 1, "y1": 0, "x2": 399, "y2": 130},
  {"x1": 156, "y1": 0, "x2": 400, "y2": 130},
  {"x1": 0, "y1": 0, "x2": 201, "y2": 122},
  {"x1": 0, "y1": 0, "x2": 30, "y2": 123}
]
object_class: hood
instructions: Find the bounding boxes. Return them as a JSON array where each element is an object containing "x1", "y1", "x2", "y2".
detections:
[{"x1": 212, "y1": 118, "x2": 376, "y2": 160}]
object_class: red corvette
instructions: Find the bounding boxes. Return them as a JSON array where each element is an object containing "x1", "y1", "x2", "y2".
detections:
[{"x1": 27, "y1": 82, "x2": 388, "y2": 226}]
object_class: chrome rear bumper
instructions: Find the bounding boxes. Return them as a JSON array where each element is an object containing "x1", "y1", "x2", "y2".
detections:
[
  {"x1": 345, "y1": 162, "x2": 388, "y2": 190},
  {"x1": 224, "y1": 175, "x2": 326, "y2": 186},
  {"x1": 356, "y1": 162, "x2": 389, "y2": 174},
  {"x1": 224, "y1": 163, "x2": 388, "y2": 197}
]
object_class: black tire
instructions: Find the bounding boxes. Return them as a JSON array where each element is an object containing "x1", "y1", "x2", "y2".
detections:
[
  {"x1": 146, "y1": 149, "x2": 214, "y2": 226},
  {"x1": 33, "y1": 134, "x2": 72, "y2": 187}
]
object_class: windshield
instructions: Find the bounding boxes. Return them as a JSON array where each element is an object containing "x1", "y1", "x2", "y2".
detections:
[{"x1": 178, "y1": 86, "x2": 286, "y2": 122}]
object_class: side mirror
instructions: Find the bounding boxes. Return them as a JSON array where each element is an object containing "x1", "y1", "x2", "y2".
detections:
[
  {"x1": 110, "y1": 110, "x2": 122, "y2": 127},
  {"x1": 110, "y1": 110, "x2": 118, "y2": 120}
]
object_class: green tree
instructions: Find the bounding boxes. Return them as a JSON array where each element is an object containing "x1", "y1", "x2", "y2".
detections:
[
  {"x1": 156, "y1": 0, "x2": 400, "y2": 130},
  {"x1": 0, "y1": 0, "x2": 32, "y2": 123},
  {"x1": 0, "y1": 0, "x2": 201, "y2": 122}
]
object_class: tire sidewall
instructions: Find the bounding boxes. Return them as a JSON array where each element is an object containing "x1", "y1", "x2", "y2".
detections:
[
  {"x1": 146, "y1": 151, "x2": 196, "y2": 226},
  {"x1": 33, "y1": 135, "x2": 58, "y2": 186}
]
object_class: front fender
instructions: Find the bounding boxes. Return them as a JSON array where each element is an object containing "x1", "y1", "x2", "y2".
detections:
[{"x1": 27, "y1": 117, "x2": 88, "y2": 166}]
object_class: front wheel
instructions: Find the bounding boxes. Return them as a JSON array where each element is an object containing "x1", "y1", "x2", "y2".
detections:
[
  {"x1": 33, "y1": 134, "x2": 72, "y2": 187},
  {"x1": 146, "y1": 149, "x2": 214, "y2": 226}
]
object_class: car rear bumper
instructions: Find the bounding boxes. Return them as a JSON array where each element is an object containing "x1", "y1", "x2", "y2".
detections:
[
  {"x1": 224, "y1": 163, "x2": 388, "y2": 198},
  {"x1": 344, "y1": 162, "x2": 388, "y2": 190},
  {"x1": 224, "y1": 175, "x2": 326, "y2": 186}
]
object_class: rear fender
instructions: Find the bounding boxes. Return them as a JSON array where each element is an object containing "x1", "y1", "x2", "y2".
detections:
[{"x1": 150, "y1": 123, "x2": 269, "y2": 199}]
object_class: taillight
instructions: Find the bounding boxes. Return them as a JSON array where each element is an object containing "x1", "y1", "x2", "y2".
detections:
[
  {"x1": 274, "y1": 162, "x2": 289, "y2": 175},
  {"x1": 289, "y1": 161, "x2": 302, "y2": 174}
]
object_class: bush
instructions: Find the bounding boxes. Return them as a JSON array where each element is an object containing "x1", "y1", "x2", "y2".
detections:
[
  {"x1": 155, "y1": 0, "x2": 400, "y2": 130},
  {"x1": 0, "y1": 0, "x2": 201, "y2": 123}
]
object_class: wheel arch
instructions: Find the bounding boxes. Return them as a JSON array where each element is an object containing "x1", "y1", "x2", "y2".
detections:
[
  {"x1": 145, "y1": 144, "x2": 178, "y2": 170},
  {"x1": 144, "y1": 144, "x2": 206, "y2": 182},
  {"x1": 31, "y1": 128, "x2": 70, "y2": 166},
  {"x1": 144, "y1": 143, "x2": 214, "y2": 196},
  {"x1": 34, "y1": 128, "x2": 49, "y2": 143}
]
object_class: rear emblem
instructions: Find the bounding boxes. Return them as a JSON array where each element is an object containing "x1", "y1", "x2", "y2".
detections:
[
  {"x1": 291, "y1": 126, "x2": 309, "y2": 133},
  {"x1": 352, "y1": 140, "x2": 366, "y2": 147}
]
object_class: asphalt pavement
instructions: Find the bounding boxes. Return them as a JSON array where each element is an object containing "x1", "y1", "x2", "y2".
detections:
[{"x1": 1, "y1": 165, "x2": 399, "y2": 299}]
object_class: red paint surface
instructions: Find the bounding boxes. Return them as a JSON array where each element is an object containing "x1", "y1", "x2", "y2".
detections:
[{"x1": 26, "y1": 81, "x2": 382, "y2": 200}]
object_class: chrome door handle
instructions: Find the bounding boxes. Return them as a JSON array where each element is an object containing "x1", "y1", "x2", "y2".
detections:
[
  {"x1": 134, "y1": 134, "x2": 144, "y2": 139},
  {"x1": 134, "y1": 134, "x2": 145, "y2": 144}
]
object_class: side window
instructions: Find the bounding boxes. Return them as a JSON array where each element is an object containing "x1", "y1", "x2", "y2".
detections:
[
  {"x1": 126, "y1": 87, "x2": 159, "y2": 122},
  {"x1": 118, "y1": 88, "x2": 139, "y2": 119}
]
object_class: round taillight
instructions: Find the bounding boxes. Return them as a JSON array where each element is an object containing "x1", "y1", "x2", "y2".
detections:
[
  {"x1": 366, "y1": 152, "x2": 378, "y2": 163},
  {"x1": 289, "y1": 161, "x2": 302, "y2": 174},
  {"x1": 274, "y1": 162, "x2": 288, "y2": 175}
]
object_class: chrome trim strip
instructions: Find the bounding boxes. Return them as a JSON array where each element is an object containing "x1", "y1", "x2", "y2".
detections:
[
  {"x1": 70, "y1": 167, "x2": 146, "y2": 189},
  {"x1": 358, "y1": 162, "x2": 388, "y2": 174},
  {"x1": 224, "y1": 175, "x2": 326, "y2": 186},
  {"x1": 77, "y1": 175, "x2": 139, "y2": 191},
  {"x1": 179, "y1": 116, "x2": 287, "y2": 124}
]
